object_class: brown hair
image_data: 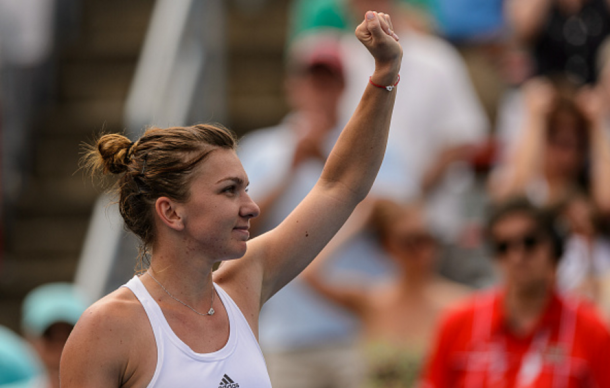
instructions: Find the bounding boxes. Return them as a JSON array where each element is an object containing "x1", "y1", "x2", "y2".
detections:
[
  {"x1": 546, "y1": 75, "x2": 589, "y2": 137},
  {"x1": 82, "y1": 124, "x2": 237, "y2": 263},
  {"x1": 368, "y1": 199, "x2": 422, "y2": 244},
  {"x1": 486, "y1": 197, "x2": 565, "y2": 263}
]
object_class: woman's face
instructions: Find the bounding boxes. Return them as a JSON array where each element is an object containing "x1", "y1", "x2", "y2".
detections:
[
  {"x1": 174, "y1": 148, "x2": 260, "y2": 261},
  {"x1": 545, "y1": 112, "x2": 586, "y2": 177},
  {"x1": 384, "y1": 211, "x2": 436, "y2": 269}
]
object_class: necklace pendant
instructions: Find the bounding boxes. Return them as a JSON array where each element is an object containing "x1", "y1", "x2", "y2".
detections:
[{"x1": 208, "y1": 307, "x2": 215, "y2": 315}]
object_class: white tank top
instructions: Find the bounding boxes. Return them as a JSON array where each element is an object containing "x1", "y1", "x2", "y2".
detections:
[{"x1": 123, "y1": 276, "x2": 272, "y2": 388}]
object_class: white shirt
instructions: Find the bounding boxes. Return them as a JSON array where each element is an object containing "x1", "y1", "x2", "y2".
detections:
[{"x1": 123, "y1": 276, "x2": 272, "y2": 388}]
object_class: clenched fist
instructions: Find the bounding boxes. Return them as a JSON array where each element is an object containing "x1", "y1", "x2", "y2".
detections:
[{"x1": 355, "y1": 11, "x2": 402, "y2": 86}]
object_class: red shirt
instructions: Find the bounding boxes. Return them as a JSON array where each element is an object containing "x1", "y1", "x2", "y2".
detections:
[{"x1": 420, "y1": 289, "x2": 610, "y2": 388}]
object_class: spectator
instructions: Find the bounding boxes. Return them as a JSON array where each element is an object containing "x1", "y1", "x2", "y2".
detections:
[
  {"x1": 302, "y1": 199, "x2": 471, "y2": 388},
  {"x1": 556, "y1": 194, "x2": 610, "y2": 317},
  {"x1": 490, "y1": 76, "x2": 610, "y2": 215},
  {"x1": 0, "y1": 325, "x2": 42, "y2": 387},
  {"x1": 421, "y1": 198, "x2": 610, "y2": 387},
  {"x1": 506, "y1": 0, "x2": 610, "y2": 84},
  {"x1": 239, "y1": 31, "x2": 413, "y2": 388},
  {"x1": 494, "y1": 41, "x2": 536, "y2": 163},
  {"x1": 433, "y1": 0, "x2": 504, "y2": 43},
  {"x1": 22, "y1": 283, "x2": 88, "y2": 388},
  {"x1": 430, "y1": 0, "x2": 506, "y2": 125},
  {"x1": 287, "y1": 0, "x2": 436, "y2": 43}
]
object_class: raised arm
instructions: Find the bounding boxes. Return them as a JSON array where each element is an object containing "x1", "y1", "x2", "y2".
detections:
[
  {"x1": 300, "y1": 200, "x2": 375, "y2": 315},
  {"x1": 216, "y1": 11, "x2": 402, "y2": 307},
  {"x1": 490, "y1": 78, "x2": 554, "y2": 201},
  {"x1": 505, "y1": 0, "x2": 553, "y2": 44},
  {"x1": 577, "y1": 87, "x2": 610, "y2": 215}
]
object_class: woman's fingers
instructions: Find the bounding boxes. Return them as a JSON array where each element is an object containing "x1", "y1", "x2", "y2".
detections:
[
  {"x1": 378, "y1": 12, "x2": 398, "y2": 41},
  {"x1": 355, "y1": 11, "x2": 402, "y2": 73},
  {"x1": 356, "y1": 11, "x2": 397, "y2": 42}
]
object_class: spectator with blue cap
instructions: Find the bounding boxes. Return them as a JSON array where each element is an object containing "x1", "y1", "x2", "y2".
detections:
[
  {"x1": 0, "y1": 325, "x2": 42, "y2": 388},
  {"x1": 21, "y1": 283, "x2": 88, "y2": 388}
]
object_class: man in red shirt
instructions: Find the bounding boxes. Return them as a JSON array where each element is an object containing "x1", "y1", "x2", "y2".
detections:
[{"x1": 420, "y1": 198, "x2": 610, "y2": 387}]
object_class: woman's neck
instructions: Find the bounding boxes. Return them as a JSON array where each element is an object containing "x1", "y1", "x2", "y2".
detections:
[
  {"x1": 396, "y1": 263, "x2": 433, "y2": 296},
  {"x1": 148, "y1": 244, "x2": 217, "y2": 307}
]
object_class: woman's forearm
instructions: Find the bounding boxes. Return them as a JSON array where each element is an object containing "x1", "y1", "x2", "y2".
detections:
[
  {"x1": 318, "y1": 11, "x2": 402, "y2": 204},
  {"x1": 492, "y1": 114, "x2": 546, "y2": 200},
  {"x1": 590, "y1": 121, "x2": 610, "y2": 214},
  {"x1": 319, "y1": 66, "x2": 400, "y2": 203},
  {"x1": 506, "y1": 0, "x2": 553, "y2": 43}
]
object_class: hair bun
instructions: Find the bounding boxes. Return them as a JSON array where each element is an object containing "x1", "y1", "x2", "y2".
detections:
[{"x1": 96, "y1": 134, "x2": 134, "y2": 174}]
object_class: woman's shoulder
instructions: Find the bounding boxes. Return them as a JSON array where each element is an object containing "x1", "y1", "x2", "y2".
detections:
[
  {"x1": 61, "y1": 286, "x2": 154, "y2": 386},
  {"x1": 430, "y1": 277, "x2": 474, "y2": 307},
  {"x1": 73, "y1": 286, "x2": 148, "y2": 342}
]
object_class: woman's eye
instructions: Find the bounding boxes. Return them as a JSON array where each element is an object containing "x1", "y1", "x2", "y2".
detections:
[{"x1": 223, "y1": 186, "x2": 236, "y2": 194}]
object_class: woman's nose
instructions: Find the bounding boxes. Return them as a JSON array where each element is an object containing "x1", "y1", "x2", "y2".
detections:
[{"x1": 242, "y1": 193, "x2": 260, "y2": 219}]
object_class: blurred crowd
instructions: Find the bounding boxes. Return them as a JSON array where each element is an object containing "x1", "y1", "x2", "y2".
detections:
[
  {"x1": 0, "y1": 0, "x2": 77, "y2": 243},
  {"x1": 0, "y1": 283, "x2": 88, "y2": 388},
  {"x1": 240, "y1": 0, "x2": 610, "y2": 387},
  {"x1": 3, "y1": 0, "x2": 610, "y2": 387}
]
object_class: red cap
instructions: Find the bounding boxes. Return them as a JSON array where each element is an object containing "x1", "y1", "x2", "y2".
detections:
[{"x1": 288, "y1": 30, "x2": 344, "y2": 78}]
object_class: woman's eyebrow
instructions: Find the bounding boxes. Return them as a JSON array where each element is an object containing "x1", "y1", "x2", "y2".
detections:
[{"x1": 216, "y1": 177, "x2": 249, "y2": 186}]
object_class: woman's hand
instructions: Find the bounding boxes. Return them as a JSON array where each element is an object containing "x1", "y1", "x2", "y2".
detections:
[
  {"x1": 523, "y1": 77, "x2": 555, "y2": 118},
  {"x1": 577, "y1": 86, "x2": 606, "y2": 127},
  {"x1": 355, "y1": 11, "x2": 403, "y2": 85}
]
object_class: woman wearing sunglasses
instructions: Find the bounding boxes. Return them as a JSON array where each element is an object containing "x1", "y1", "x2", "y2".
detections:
[
  {"x1": 421, "y1": 198, "x2": 610, "y2": 387},
  {"x1": 302, "y1": 198, "x2": 471, "y2": 388}
]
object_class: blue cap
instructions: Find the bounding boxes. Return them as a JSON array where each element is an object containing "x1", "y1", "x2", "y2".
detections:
[
  {"x1": 0, "y1": 326, "x2": 42, "y2": 387},
  {"x1": 21, "y1": 283, "x2": 89, "y2": 337}
]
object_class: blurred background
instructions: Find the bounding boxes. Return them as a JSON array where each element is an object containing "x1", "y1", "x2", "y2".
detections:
[{"x1": 2, "y1": 0, "x2": 610, "y2": 386}]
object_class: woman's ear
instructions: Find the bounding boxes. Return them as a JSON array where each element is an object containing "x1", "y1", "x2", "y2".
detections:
[{"x1": 155, "y1": 197, "x2": 185, "y2": 231}]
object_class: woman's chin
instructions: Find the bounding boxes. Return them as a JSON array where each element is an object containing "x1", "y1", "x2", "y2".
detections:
[{"x1": 223, "y1": 242, "x2": 249, "y2": 261}]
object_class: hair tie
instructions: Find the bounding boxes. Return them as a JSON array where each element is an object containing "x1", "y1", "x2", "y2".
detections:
[
  {"x1": 124, "y1": 141, "x2": 136, "y2": 164},
  {"x1": 135, "y1": 154, "x2": 149, "y2": 195}
]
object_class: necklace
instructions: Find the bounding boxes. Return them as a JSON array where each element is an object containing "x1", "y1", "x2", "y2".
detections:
[{"x1": 147, "y1": 272, "x2": 216, "y2": 316}]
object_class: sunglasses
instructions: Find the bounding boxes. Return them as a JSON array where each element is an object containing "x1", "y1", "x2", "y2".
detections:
[{"x1": 491, "y1": 232, "x2": 544, "y2": 257}]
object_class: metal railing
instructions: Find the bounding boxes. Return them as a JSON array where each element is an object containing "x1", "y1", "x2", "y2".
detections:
[{"x1": 75, "y1": 0, "x2": 226, "y2": 301}]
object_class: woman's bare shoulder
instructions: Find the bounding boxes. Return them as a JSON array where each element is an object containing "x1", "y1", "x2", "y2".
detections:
[
  {"x1": 430, "y1": 277, "x2": 474, "y2": 306},
  {"x1": 61, "y1": 286, "x2": 153, "y2": 387},
  {"x1": 82, "y1": 286, "x2": 145, "y2": 325},
  {"x1": 69, "y1": 287, "x2": 148, "y2": 348}
]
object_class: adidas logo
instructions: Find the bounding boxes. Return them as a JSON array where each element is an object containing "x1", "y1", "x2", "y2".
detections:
[{"x1": 218, "y1": 374, "x2": 240, "y2": 388}]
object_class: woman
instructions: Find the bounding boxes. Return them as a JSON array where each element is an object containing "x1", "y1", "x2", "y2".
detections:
[
  {"x1": 59, "y1": 11, "x2": 402, "y2": 388},
  {"x1": 490, "y1": 76, "x2": 610, "y2": 215},
  {"x1": 506, "y1": 0, "x2": 610, "y2": 83},
  {"x1": 302, "y1": 199, "x2": 471, "y2": 388}
]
